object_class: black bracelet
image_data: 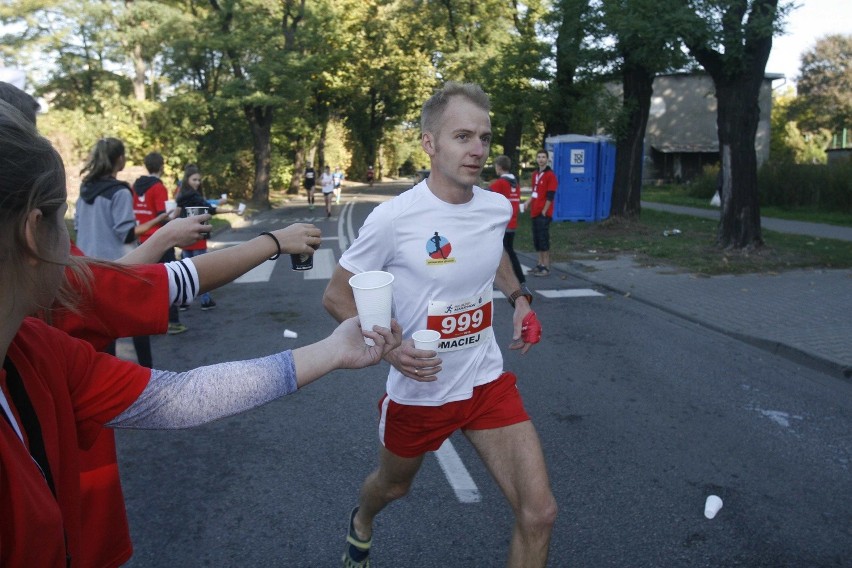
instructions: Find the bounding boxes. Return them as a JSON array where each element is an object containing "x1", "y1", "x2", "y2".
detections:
[{"x1": 259, "y1": 231, "x2": 281, "y2": 261}]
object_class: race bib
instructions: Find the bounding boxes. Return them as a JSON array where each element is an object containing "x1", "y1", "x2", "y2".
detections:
[{"x1": 426, "y1": 290, "x2": 493, "y2": 351}]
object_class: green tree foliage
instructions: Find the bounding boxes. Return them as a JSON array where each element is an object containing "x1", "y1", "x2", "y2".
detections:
[
  {"x1": 1, "y1": 0, "x2": 133, "y2": 109},
  {"x1": 332, "y1": 0, "x2": 434, "y2": 182},
  {"x1": 478, "y1": 0, "x2": 552, "y2": 174},
  {"x1": 598, "y1": 0, "x2": 690, "y2": 219},
  {"x1": 544, "y1": 0, "x2": 591, "y2": 139},
  {"x1": 792, "y1": 34, "x2": 852, "y2": 136},
  {"x1": 770, "y1": 88, "x2": 831, "y2": 164}
]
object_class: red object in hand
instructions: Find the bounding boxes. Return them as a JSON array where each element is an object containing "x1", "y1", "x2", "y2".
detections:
[{"x1": 521, "y1": 311, "x2": 542, "y2": 344}]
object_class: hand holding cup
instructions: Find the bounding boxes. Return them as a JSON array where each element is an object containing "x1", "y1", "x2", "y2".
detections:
[
  {"x1": 407, "y1": 329, "x2": 442, "y2": 381},
  {"x1": 269, "y1": 223, "x2": 321, "y2": 255},
  {"x1": 332, "y1": 317, "x2": 402, "y2": 368},
  {"x1": 349, "y1": 271, "x2": 394, "y2": 346}
]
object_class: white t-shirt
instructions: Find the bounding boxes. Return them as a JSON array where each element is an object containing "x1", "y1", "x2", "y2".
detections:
[
  {"x1": 321, "y1": 172, "x2": 335, "y2": 194},
  {"x1": 340, "y1": 181, "x2": 512, "y2": 406}
]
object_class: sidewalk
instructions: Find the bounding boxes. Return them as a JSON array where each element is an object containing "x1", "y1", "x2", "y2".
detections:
[
  {"x1": 546, "y1": 204, "x2": 852, "y2": 379},
  {"x1": 642, "y1": 201, "x2": 852, "y2": 242}
]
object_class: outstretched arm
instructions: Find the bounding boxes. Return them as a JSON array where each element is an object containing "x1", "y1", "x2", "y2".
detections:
[
  {"x1": 118, "y1": 214, "x2": 212, "y2": 265},
  {"x1": 190, "y1": 223, "x2": 322, "y2": 292},
  {"x1": 107, "y1": 316, "x2": 401, "y2": 430}
]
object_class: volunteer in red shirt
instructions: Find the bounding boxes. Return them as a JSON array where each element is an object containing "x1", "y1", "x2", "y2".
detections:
[
  {"x1": 488, "y1": 154, "x2": 530, "y2": 295},
  {"x1": 528, "y1": 149, "x2": 558, "y2": 277},
  {"x1": 0, "y1": 104, "x2": 400, "y2": 567},
  {"x1": 133, "y1": 151, "x2": 187, "y2": 336}
]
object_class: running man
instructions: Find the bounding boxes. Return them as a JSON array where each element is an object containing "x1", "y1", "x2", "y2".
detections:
[{"x1": 323, "y1": 81, "x2": 556, "y2": 568}]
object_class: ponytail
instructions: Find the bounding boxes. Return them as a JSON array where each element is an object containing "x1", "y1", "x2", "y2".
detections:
[{"x1": 80, "y1": 137, "x2": 125, "y2": 185}]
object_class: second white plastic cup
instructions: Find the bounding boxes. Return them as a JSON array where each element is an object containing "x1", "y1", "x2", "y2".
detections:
[
  {"x1": 704, "y1": 495, "x2": 723, "y2": 519},
  {"x1": 165, "y1": 199, "x2": 177, "y2": 213},
  {"x1": 412, "y1": 329, "x2": 441, "y2": 352},
  {"x1": 238, "y1": 202, "x2": 247, "y2": 215},
  {"x1": 349, "y1": 271, "x2": 394, "y2": 345}
]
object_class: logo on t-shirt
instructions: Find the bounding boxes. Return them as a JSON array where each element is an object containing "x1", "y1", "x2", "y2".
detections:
[{"x1": 425, "y1": 231, "x2": 455, "y2": 265}]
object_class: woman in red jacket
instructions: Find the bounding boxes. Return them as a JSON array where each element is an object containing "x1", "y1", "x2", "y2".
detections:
[{"x1": 0, "y1": 102, "x2": 401, "y2": 567}]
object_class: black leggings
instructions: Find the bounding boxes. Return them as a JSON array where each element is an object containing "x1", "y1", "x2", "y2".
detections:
[
  {"x1": 503, "y1": 231, "x2": 525, "y2": 284},
  {"x1": 105, "y1": 336, "x2": 153, "y2": 368}
]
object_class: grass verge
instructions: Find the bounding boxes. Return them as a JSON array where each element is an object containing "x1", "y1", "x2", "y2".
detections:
[
  {"x1": 642, "y1": 186, "x2": 852, "y2": 228},
  {"x1": 514, "y1": 209, "x2": 852, "y2": 275}
]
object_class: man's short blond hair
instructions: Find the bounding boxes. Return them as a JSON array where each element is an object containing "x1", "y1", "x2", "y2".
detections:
[{"x1": 421, "y1": 81, "x2": 490, "y2": 136}]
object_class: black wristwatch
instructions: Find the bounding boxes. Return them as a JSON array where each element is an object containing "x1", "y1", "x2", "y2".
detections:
[{"x1": 508, "y1": 285, "x2": 533, "y2": 308}]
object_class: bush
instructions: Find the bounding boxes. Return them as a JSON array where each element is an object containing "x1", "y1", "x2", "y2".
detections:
[
  {"x1": 759, "y1": 161, "x2": 852, "y2": 213},
  {"x1": 686, "y1": 165, "x2": 720, "y2": 200}
]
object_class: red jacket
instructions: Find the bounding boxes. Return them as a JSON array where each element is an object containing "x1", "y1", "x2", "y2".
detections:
[
  {"x1": 488, "y1": 174, "x2": 521, "y2": 230},
  {"x1": 46, "y1": 245, "x2": 169, "y2": 567},
  {"x1": 1, "y1": 318, "x2": 150, "y2": 567},
  {"x1": 132, "y1": 176, "x2": 169, "y2": 244},
  {"x1": 530, "y1": 167, "x2": 558, "y2": 218}
]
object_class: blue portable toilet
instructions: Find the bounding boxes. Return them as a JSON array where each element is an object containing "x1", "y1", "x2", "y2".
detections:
[
  {"x1": 545, "y1": 135, "x2": 615, "y2": 222},
  {"x1": 595, "y1": 139, "x2": 615, "y2": 221}
]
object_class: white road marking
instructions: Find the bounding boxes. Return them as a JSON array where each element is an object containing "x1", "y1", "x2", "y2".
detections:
[
  {"x1": 234, "y1": 260, "x2": 276, "y2": 283},
  {"x1": 434, "y1": 440, "x2": 481, "y2": 503},
  {"x1": 339, "y1": 201, "x2": 357, "y2": 252},
  {"x1": 495, "y1": 288, "x2": 604, "y2": 300},
  {"x1": 207, "y1": 240, "x2": 240, "y2": 249},
  {"x1": 539, "y1": 289, "x2": 604, "y2": 298},
  {"x1": 206, "y1": 240, "x2": 274, "y2": 284},
  {"x1": 303, "y1": 248, "x2": 336, "y2": 280}
]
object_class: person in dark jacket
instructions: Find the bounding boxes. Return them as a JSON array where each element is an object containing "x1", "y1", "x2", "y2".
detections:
[
  {"x1": 75, "y1": 138, "x2": 166, "y2": 261},
  {"x1": 175, "y1": 164, "x2": 238, "y2": 310}
]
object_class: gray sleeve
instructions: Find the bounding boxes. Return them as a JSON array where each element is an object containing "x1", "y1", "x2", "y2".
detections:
[{"x1": 107, "y1": 351, "x2": 298, "y2": 429}]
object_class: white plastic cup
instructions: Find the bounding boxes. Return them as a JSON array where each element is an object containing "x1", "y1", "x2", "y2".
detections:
[
  {"x1": 412, "y1": 329, "x2": 441, "y2": 352},
  {"x1": 283, "y1": 329, "x2": 298, "y2": 339},
  {"x1": 349, "y1": 271, "x2": 394, "y2": 345},
  {"x1": 238, "y1": 202, "x2": 247, "y2": 215},
  {"x1": 704, "y1": 495, "x2": 723, "y2": 519},
  {"x1": 165, "y1": 199, "x2": 177, "y2": 213}
]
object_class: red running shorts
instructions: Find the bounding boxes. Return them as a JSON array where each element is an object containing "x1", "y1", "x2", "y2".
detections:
[{"x1": 378, "y1": 372, "x2": 530, "y2": 458}]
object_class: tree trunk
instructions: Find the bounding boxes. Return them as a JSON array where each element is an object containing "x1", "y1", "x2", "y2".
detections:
[
  {"x1": 245, "y1": 104, "x2": 274, "y2": 208},
  {"x1": 502, "y1": 115, "x2": 524, "y2": 178},
  {"x1": 715, "y1": 78, "x2": 764, "y2": 249},
  {"x1": 316, "y1": 121, "x2": 327, "y2": 171},
  {"x1": 678, "y1": 0, "x2": 777, "y2": 249},
  {"x1": 132, "y1": 44, "x2": 146, "y2": 101},
  {"x1": 289, "y1": 140, "x2": 304, "y2": 195},
  {"x1": 610, "y1": 59, "x2": 654, "y2": 219},
  {"x1": 544, "y1": 0, "x2": 588, "y2": 140}
]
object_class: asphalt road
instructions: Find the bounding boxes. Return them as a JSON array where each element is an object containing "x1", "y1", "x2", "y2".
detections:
[{"x1": 117, "y1": 185, "x2": 851, "y2": 567}]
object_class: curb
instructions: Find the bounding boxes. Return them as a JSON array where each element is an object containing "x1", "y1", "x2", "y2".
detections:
[{"x1": 517, "y1": 251, "x2": 851, "y2": 381}]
